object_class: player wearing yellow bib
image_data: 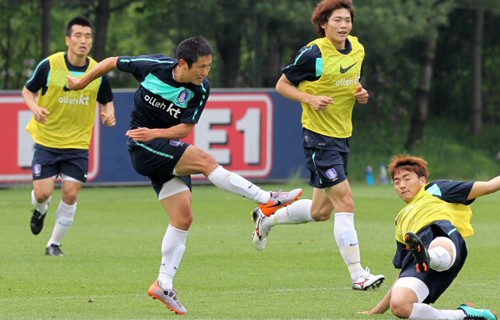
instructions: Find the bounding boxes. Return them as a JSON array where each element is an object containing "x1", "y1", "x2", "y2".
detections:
[
  {"x1": 250, "y1": 0, "x2": 385, "y2": 291},
  {"x1": 21, "y1": 16, "x2": 116, "y2": 257},
  {"x1": 364, "y1": 155, "x2": 499, "y2": 319}
]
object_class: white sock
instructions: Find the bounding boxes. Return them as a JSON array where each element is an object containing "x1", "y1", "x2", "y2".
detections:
[
  {"x1": 263, "y1": 199, "x2": 314, "y2": 231},
  {"x1": 410, "y1": 303, "x2": 465, "y2": 319},
  {"x1": 158, "y1": 225, "x2": 188, "y2": 290},
  {"x1": 47, "y1": 200, "x2": 76, "y2": 246},
  {"x1": 334, "y1": 212, "x2": 364, "y2": 280},
  {"x1": 31, "y1": 190, "x2": 51, "y2": 215},
  {"x1": 207, "y1": 166, "x2": 270, "y2": 204},
  {"x1": 429, "y1": 246, "x2": 453, "y2": 272}
]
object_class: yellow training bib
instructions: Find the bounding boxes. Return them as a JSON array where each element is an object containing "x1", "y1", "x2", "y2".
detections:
[
  {"x1": 395, "y1": 185, "x2": 474, "y2": 244},
  {"x1": 26, "y1": 52, "x2": 101, "y2": 149},
  {"x1": 298, "y1": 36, "x2": 364, "y2": 138}
]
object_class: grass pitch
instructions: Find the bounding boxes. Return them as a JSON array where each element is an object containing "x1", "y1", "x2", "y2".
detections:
[{"x1": 0, "y1": 183, "x2": 499, "y2": 319}]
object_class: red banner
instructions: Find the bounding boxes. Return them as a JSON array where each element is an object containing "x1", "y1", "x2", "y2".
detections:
[
  {"x1": 0, "y1": 95, "x2": 100, "y2": 183},
  {"x1": 185, "y1": 93, "x2": 273, "y2": 179}
]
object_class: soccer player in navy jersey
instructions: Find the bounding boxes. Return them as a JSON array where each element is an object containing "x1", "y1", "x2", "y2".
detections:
[
  {"x1": 363, "y1": 155, "x2": 499, "y2": 319},
  {"x1": 67, "y1": 36, "x2": 302, "y2": 315},
  {"x1": 251, "y1": 0, "x2": 385, "y2": 290}
]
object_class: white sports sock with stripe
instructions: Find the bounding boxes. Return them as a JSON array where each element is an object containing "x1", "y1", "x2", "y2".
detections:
[
  {"x1": 158, "y1": 225, "x2": 188, "y2": 290},
  {"x1": 334, "y1": 212, "x2": 364, "y2": 280},
  {"x1": 207, "y1": 166, "x2": 270, "y2": 204},
  {"x1": 47, "y1": 200, "x2": 76, "y2": 246},
  {"x1": 262, "y1": 199, "x2": 314, "y2": 231}
]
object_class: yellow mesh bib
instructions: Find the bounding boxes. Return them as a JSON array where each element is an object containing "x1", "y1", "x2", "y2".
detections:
[
  {"x1": 298, "y1": 36, "x2": 364, "y2": 138},
  {"x1": 26, "y1": 52, "x2": 101, "y2": 149},
  {"x1": 395, "y1": 186, "x2": 474, "y2": 243}
]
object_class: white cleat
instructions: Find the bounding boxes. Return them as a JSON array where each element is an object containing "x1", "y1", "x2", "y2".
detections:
[
  {"x1": 251, "y1": 208, "x2": 269, "y2": 251},
  {"x1": 352, "y1": 268, "x2": 385, "y2": 290}
]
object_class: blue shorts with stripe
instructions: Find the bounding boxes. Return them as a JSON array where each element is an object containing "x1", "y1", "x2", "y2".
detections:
[
  {"x1": 127, "y1": 138, "x2": 191, "y2": 196},
  {"x1": 32, "y1": 143, "x2": 89, "y2": 182},
  {"x1": 302, "y1": 128, "x2": 349, "y2": 189},
  {"x1": 396, "y1": 220, "x2": 468, "y2": 304}
]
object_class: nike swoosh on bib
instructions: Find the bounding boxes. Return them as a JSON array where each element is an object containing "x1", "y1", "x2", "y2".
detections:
[{"x1": 340, "y1": 62, "x2": 357, "y2": 74}]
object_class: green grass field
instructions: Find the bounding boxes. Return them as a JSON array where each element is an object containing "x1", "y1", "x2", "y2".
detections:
[{"x1": 1, "y1": 183, "x2": 499, "y2": 319}]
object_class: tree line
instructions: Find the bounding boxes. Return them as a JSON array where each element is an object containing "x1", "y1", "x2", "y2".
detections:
[{"x1": 1, "y1": 0, "x2": 499, "y2": 151}]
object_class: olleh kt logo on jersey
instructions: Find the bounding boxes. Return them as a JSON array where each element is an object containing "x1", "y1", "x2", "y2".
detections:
[
  {"x1": 144, "y1": 94, "x2": 182, "y2": 118},
  {"x1": 58, "y1": 94, "x2": 90, "y2": 105},
  {"x1": 335, "y1": 74, "x2": 360, "y2": 87}
]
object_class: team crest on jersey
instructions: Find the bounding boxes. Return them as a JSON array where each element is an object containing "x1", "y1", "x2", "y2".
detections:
[
  {"x1": 170, "y1": 140, "x2": 184, "y2": 147},
  {"x1": 326, "y1": 168, "x2": 338, "y2": 181},
  {"x1": 177, "y1": 90, "x2": 190, "y2": 104},
  {"x1": 33, "y1": 164, "x2": 42, "y2": 177}
]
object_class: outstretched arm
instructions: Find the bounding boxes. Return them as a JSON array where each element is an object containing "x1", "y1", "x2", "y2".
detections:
[
  {"x1": 467, "y1": 175, "x2": 500, "y2": 200},
  {"x1": 276, "y1": 74, "x2": 333, "y2": 111},
  {"x1": 67, "y1": 57, "x2": 119, "y2": 90},
  {"x1": 361, "y1": 270, "x2": 400, "y2": 315}
]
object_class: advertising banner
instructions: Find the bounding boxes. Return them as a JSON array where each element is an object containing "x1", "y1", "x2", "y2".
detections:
[{"x1": 0, "y1": 90, "x2": 307, "y2": 185}]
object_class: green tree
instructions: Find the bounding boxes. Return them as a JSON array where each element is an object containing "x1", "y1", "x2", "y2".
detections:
[
  {"x1": 0, "y1": 0, "x2": 41, "y2": 89},
  {"x1": 456, "y1": 0, "x2": 500, "y2": 135},
  {"x1": 354, "y1": 0, "x2": 455, "y2": 150},
  {"x1": 136, "y1": 0, "x2": 317, "y2": 88},
  {"x1": 431, "y1": 1, "x2": 500, "y2": 128}
]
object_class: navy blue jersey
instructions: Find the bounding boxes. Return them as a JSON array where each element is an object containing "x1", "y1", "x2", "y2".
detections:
[
  {"x1": 424, "y1": 180, "x2": 475, "y2": 205},
  {"x1": 117, "y1": 55, "x2": 210, "y2": 130},
  {"x1": 282, "y1": 39, "x2": 358, "y2": 86},
  {"x1": 25, "y1": 53, "x2": 113, "y2": 104}
]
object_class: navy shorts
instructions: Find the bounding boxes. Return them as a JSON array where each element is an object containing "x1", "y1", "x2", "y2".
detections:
[
  {"x1": 127, "y1": 138, "x2": 192, "y2": 196},
  {"x1": 398, "y1": 220, "x2": 468, "y2": 304},
  {"x1": 302, "y1": 128, "x2": 350, "y2": 189},
  {"x1": 32, "y1": 144, "x2": 89, "y2": 182}
]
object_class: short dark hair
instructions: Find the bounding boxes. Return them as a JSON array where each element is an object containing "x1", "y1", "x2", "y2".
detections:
[
  {"x1": 66, "y1": 16, "x2": 92, "y2": 37},
  {"x1": 311, "y1": 0, "x2": 354, "y2": 37},
  {"x1": 176, "y1": 36, "x2": 213, "y2": 68}
]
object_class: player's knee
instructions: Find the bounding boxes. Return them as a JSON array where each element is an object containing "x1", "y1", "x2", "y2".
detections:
[
  {"x1": 339, "y1": 193, "x2": 354, "y2": 211},
  {"x1": 34, "y1": 192, "x2": 51, "y2": 203},
  {"x1": 33, "y1": 187, "x2": 53, "y2": 202},
  {"x1": 174, "y1": 211, "x2": 194, "y2": 230},
  {"x1": 429, "y1": 237, "x2": 456, "y2": 272},
  {"x1": 62, "y1": 192, "x2": 78, "y2": 205},
  {"x1": 327, "y1": 187, "x2": 354, "y2": 212},
  {"x1": 429, "y1": 237, "x2": 454, "y2": 255},
  {"x1": 184, "y1": 212, "x2": 194, "y2": 226},
  {"x1": 310, "y1": 207, "x2": 332, "y2": 221},
  {"x1": 198, "y1": 151, "x2": 219, "y2": 175},
  {"x1": 390, "y1": 296, "x2": 413, "y2": 319}
]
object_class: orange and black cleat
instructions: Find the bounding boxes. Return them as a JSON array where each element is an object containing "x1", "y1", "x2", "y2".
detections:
[
  {"x1": 405, "y1": 232, "x2": 430, "y2": 273},
  {"x1": 258, "y1": 188, "x2": 303, "y2": 216}
]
